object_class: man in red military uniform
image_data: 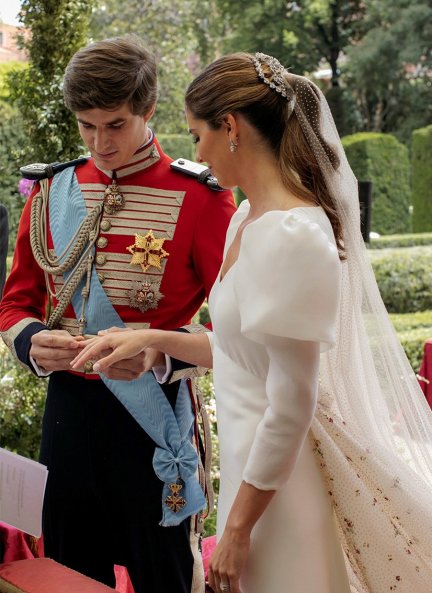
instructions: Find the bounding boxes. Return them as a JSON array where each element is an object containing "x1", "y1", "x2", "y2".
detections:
[{"x1": 0, "y1": 36, "x2": 235, "y2": 593}]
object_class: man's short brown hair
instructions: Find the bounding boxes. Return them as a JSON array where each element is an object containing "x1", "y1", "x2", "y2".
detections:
[{"x1": 63, "y1": 35, "x2": 157, "y2": 115}]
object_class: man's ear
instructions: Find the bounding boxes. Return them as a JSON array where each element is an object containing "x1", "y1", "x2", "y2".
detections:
[{"x1": 143, "y1": 104, "x2": 156, "y2": 122}]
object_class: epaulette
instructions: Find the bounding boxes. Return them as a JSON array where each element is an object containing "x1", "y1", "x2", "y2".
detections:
[
  {"x1": 170, "y1": 157, "x2": 224, "y2": 191},
  {"x1": 20, "y1": 156, "x2": 89, "y2": 181}
]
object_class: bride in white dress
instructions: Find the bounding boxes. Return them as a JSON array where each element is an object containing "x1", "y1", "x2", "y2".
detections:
[{"x1": 72, "y1": 52, "x2": 432, "y2": 593}]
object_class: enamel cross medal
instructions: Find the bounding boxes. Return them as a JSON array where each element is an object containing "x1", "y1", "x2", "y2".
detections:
[
  {"x1": 165, "y1": 482, "x2": 187, "y2": 513},
  {"x1": 103, "y1": 171, "x2": 125, "y2": 214}
]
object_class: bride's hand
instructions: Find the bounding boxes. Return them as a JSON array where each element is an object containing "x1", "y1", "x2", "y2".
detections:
[
  {"x1": 70, "y1": 328, "x2": 158, "y2": 373},
  {"x1": 90, "y1": 345, "x2": 165, "y2": 380},
  {"x1": 208, "y1": 529, "x2": 250, "y2": 593}
]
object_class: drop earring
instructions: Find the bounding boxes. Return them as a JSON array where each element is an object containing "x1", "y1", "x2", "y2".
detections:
[{"x1": 229, "y1": 139, "x2": 238, "y2": 153}]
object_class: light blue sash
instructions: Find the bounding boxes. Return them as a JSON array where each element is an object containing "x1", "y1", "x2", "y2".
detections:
[{"x1": 49, "y1": 167, "x2": 205, "y2": 526}]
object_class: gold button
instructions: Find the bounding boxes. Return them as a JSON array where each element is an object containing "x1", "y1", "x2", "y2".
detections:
[
  {"x1": 100, "y1": 220, "x2": 111, "y2": 232},
  {"x1": 96, "y1": 253, "x2": 106, "y2": 266},
  {"x1": 97, "y1": 273, "x2": 105, "y2": 284},
  {"x1": 83, "y1": 360, "x2": 94, "y2": 373},
  {"x1": 97, "y1": 237, "x2": 108, "y2": 249}
]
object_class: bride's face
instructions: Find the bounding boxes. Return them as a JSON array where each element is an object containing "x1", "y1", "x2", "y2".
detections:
[{"x1": 185, "y1": 108, "x2": 237, "y2": 189}]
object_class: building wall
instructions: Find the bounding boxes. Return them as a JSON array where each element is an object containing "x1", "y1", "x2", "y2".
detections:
[{"x1": 0, "y1": 23, "x2": 27, "y2": 62}]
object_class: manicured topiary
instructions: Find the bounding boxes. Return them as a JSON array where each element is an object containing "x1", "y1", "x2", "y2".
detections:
[
  {"x1": 342, "y1": 133, "x2": 410, "y2": 235},
  {"x1": 368, "y1": 232, "x2": 432, "y2": 249},
  {"x1": 411, "y1": 124, "x2": 432, "y2": 232},
  {"x1": 369, "y1": 246, "x2": 432, "y2": 313},
  {"x1": 389, "y1": 311, "x2": 432, "y2": 372}
]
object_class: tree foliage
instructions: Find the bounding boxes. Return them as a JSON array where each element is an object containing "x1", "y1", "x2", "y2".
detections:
[
  {"x1": 0, "y1": 63, "x2": 28, "y2": 248},
  {"x1": 192, "y1": 0, "x2": 431, "y2": 143},
  {"x1": 8, "y1": 0, "x2": 95, "y2": 162},
  {"x1": 344, "y1": 0, "x2": 432, "y2": 143},
  {"x1": 193, "y1": 0, "x2": 365, "y2": 80},
  {"x1": 191, "y1": 0, "x2": 365, "y2": 135},
  {"x1": 188, "y1": 0, "x2": 231, "y2": 66},
  {"x1": 90, "y1": 0, "x2": 197, "y2": 134},
  {"x1": 0, "y1": 101, "x2": 27, "y2": 249},
  {"x1": 281, "y1": 0, "x2": 366, "y2": 85},
  {"x1": 0, "y1": 61, "x2": 27, "y2": 101}
]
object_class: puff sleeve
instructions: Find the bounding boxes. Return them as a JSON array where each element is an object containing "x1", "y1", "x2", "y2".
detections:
[
  {"x1": 234, "y1": 210, "x2": 341, "y2": 490},
  {"x1": 234, "y1": 210, "x2": 341, "y2": 351}
]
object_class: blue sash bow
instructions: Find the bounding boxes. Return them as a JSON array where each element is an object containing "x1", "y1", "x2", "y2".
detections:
[{"x1": 49, "y1": 167, "x2": 206, "y2": 526}]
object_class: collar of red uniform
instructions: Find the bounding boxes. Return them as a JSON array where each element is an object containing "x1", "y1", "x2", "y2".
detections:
[{"x1": 94, "y1": 129, "x2": 162, "y2": 180}]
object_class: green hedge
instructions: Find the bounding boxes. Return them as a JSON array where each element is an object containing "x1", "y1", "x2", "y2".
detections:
[
  {"x1": 158, "y1": 133, "x2": 195, "y2": 161},
  {"x1": 342, "y1": 132, "x2": 410, "y2": 235},
  {"x1": 389, "y1": 310, "x2": 432, "y2": 372},
  {"x1": 411, "y1": 124, "x2": 432, "y2": 232},
  {"x1": 370, "y1": 246, "x2": 432, "y2": 313},
  {"x1": 368, "y1": 232, "x2": 432, "y2": 249},
  {"x1": 399, "y1": 328, "x2": 430, "y2": 373},
  {"x1": 390, "y1": 310, "x2": 432, "y2": 333}
]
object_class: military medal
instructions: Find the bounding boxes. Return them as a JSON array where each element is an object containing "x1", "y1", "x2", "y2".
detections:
[
  {"x1": 103, "y1": 171, "x2": 125, "y2": 214},
  {"x1": 165, "y1": 482, "x2": 187, "y2": 513},
  {"x1": 129, "y1": 279, "x2": 164, "y2": 312},
  {"x1": 127, "y1": 230, "x2": 169, "y2": 272}
]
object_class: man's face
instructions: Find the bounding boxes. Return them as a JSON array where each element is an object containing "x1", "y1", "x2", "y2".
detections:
[{"x1": 75, "y1": 103, "x2": 151, "y2": 170}]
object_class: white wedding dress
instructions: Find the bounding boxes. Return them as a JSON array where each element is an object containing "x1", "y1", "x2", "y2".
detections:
[
  {"x1": 208, "y1": 199, "x2": 432, "y2": 593},
  {"x1": 209, "y1": 200, "x2": 351, "y2": 593}
]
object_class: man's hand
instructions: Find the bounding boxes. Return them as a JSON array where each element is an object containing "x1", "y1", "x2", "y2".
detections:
[
  {"x1": 30, "y1": 329, "x2": 85, "y2": 372},
  {"x1": 96, "y1": 346, "x2": 165, "y2": 381}
]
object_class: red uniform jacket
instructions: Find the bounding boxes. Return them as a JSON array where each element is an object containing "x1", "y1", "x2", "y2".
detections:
[{"x1": 0, "y1": 135, "x2": 236, "y2": 373}]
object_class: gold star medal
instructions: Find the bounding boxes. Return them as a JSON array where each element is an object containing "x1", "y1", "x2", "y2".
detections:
[{"x1": 127, "y1": 230, "x2": 169, "y2": 272}]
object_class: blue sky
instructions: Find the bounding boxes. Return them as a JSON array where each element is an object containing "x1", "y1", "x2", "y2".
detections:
[{"x1": 0, "y1": 0, "x2": 21, "y2": 26}]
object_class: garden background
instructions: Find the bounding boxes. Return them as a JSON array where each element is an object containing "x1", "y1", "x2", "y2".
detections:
[{"x1": 0, "y1": 0, "x2": 431, "y2": 536}]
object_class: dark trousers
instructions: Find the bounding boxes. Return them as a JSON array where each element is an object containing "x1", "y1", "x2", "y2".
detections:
[{"x1": 40, "y1": 372, "x2": 196, "y2": 593}]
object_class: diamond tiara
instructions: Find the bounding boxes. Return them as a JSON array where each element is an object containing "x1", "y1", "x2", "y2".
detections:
[{"x1": 253, "y1": 52, "x2": 293, "y2": 101}]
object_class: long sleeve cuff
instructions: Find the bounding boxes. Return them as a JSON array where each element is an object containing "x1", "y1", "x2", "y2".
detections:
[
  {"x1": 153, "y1": 354, "x2": 172, "y2": 384},
  {"x1": 1, "y1": 319, "x2": 47, "y2": 374},
  {"x1": 29, "y1": 353, "x2": 52, "y2": 377}
]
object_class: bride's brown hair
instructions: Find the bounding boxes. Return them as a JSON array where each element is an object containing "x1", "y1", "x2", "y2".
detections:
[{"x1": 185, "y1": 52, "x2": 344, "y2": 257}]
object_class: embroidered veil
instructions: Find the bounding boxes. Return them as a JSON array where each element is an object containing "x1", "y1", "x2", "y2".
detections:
[{"x1": 278, "y1": 59, "x2": 432, "y2": 590}]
